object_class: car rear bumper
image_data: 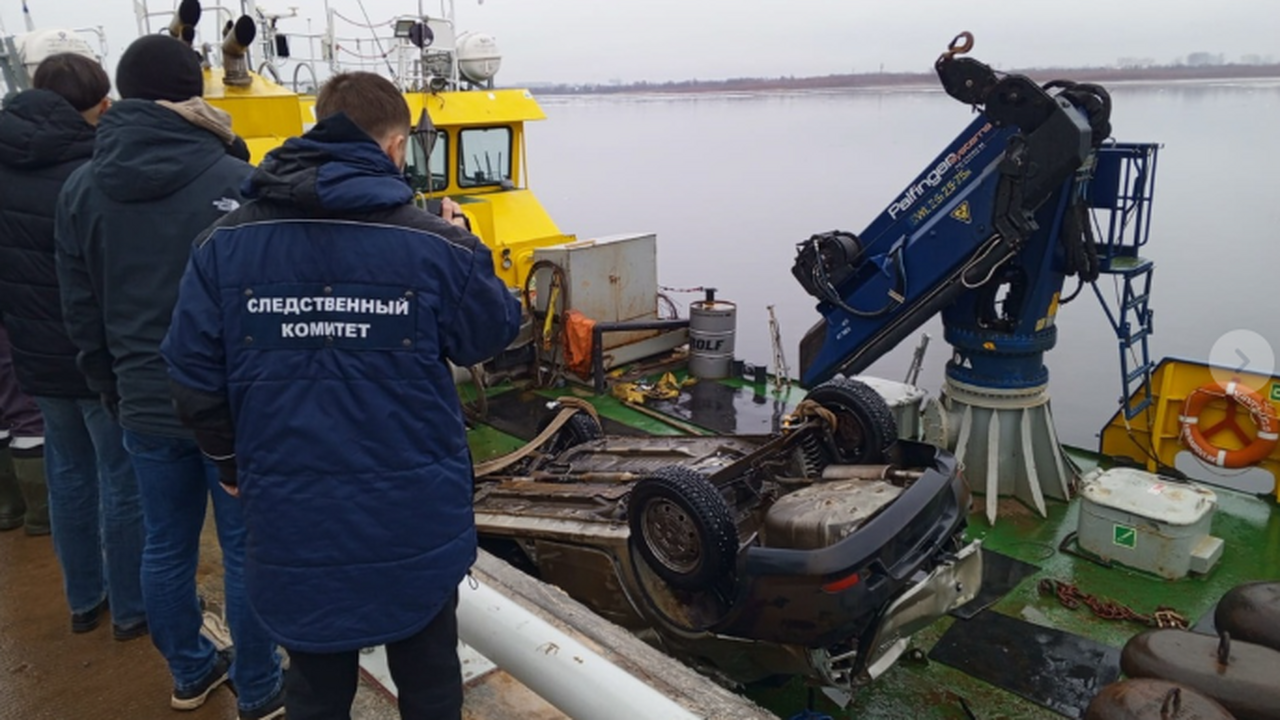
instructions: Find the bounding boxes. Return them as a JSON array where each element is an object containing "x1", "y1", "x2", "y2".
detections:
[
  {"x1": 824, "y1": 539, "x2": 983, "y2": 687},
  {"x1": 712, "y1": 443, "x2": 970, "y2": 649}
]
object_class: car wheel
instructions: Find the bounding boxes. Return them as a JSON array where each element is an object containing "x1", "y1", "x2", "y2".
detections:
[
  {"x1": 628, "y1": 466, "x2": 738, "y2": 592},
  {"x1": 537, "y1": 410, "x2": 603, "y2": 454},
  {"x1": 803, "y1": 377, "x2": 898, "y2": 464}
]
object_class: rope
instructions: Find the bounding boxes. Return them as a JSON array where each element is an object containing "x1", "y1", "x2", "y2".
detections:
[
  {"x1": 790, "y1": 399, "x2": 838, "y2": 430},
  {"x1": 473, "y1": 398, "x2": 599, "y2": 477},
  {"x1": 658, "y1": 285, "x2": 706, "y2": 294},
  {"x1": 656, "y1": 292, "x2": 680, "y2": 320},
  {"x1": 354, "y1": 0, "x2": 397, "y2": 78},
  {"x1": 330, "y1": 9, "x2": 396, "y2": 28},
  {"x1": 336, "y1": 44, "x2": 391, "y2": 61}
]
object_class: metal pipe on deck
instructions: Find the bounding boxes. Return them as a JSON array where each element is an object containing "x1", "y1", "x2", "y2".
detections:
[
  {"x1": 456, "y1": 577, "x2": 702, "y2": 720},
  {"x1": 591, "y1": 319, "x2": 690, "y2": 393}
]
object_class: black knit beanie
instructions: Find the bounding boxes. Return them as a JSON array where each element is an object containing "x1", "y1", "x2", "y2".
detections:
[{"x1": 116, "y1": 35, "x2": 203, "y2": 102}]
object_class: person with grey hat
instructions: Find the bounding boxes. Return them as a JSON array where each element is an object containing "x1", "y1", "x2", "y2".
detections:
[{"x1": 55, "y1": 34, "x2": 284, "y2": 720}]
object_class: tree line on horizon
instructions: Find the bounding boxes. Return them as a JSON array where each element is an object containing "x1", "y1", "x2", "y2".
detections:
[{"x1": 520, "y1": 61, "x2": 1280, "y2": 96}]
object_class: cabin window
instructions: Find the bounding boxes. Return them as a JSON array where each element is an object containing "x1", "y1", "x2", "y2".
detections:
[
  {"x1": 407, "y1": 129, "x2": 448, "y2": 193},
  {"x1": 458, "y1": 127, "x2": 512, "y2": 188}
]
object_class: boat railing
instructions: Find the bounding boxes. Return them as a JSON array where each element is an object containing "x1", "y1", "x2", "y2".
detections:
[
  {"x1": 134, "y1": 1, "x2": 235, "y2": 45},
  {"x1": 129, "y1": 2, "x2": 489, "y2": 96},
  {"x1": 1088, "y1": 142, "x2": 1162, "y2": 420},
  {"x1": 326, "y1": 10, "x2": 464, "y2": 94}
]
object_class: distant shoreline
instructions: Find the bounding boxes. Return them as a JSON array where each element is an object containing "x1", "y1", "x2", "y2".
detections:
[{"x1": 522, "y1": 64, "x2": 1280, "y2": 96}]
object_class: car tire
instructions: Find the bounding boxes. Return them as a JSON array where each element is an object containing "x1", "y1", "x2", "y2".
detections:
[
  {"x1": 804, "y1": 377, "x2": 898, "y2": 464},
  {"x1": 537, "y1": 410, "x2": 603, "y2": 454},
  {"x1": 628, "y1": 466, "x2": 738, "y2": 592}
]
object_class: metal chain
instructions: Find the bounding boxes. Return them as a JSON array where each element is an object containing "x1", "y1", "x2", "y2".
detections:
[{"x1": 1038, "y1": 579, "x2": 1189, "y2": 629}]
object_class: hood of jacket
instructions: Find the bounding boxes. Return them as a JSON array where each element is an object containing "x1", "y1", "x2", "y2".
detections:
[
  {"x1": 0, "y1": 89, "x2": 96, "y2": 171},
  {"x1": 244, "y1": 112, "x2": 413, "y2": 213},
  {"x1": 91, "y1": 99, "x2": 230, "y2": 203}
]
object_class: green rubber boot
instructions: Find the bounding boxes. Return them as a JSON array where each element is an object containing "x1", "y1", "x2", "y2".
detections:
[
  {"x1": 11, "y1": 451, "x2": 49, "y2": 536},
  {"x1": 0, "y1": 446, "x2": 26, "y2": 531}
]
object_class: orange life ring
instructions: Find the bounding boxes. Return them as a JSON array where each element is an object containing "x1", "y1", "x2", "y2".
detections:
[{"x1": 1179, "y1": 381, "x2": 1279, "y2": 468}]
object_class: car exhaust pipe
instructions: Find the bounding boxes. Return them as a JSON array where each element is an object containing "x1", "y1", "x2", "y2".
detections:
[{"x1": 822, "y1": 465, "x2": 924, "y2": 482}]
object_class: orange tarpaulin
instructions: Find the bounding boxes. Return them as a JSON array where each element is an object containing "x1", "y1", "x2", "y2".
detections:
[{"x1": 564, "y1": 309, "x2": 596, "y2": 377}]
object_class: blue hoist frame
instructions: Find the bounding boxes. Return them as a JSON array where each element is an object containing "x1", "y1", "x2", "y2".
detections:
[{"x1": 792, "y1": 33, "x2": 1160, "y2": 413}]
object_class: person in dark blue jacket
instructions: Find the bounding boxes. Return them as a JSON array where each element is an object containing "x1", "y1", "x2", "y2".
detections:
[
  {"x1": 162, "y1": 72, "x2": 522, "y2": 720},
  {"x1": 56, "y1": 36, "x2": 284, "y2": 719},
  {"x1": 0, "y1": 51, "x2": 145, "y2": 637}
]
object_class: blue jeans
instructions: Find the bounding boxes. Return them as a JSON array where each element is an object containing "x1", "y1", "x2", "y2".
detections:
[
  {"x1": 35, "y1": 397, "x2": 145, "y2": 624},
  {"x1": 122, "y1": 429, "x2": 282, "y2": 712}
]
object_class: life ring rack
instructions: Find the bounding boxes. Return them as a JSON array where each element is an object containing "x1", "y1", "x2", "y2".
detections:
[{"x1": 1179, "y1": 380, "x2": 1279, "y2": 468}]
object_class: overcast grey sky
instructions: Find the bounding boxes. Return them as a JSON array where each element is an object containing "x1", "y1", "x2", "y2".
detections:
[{"x1": 4, "y1": 0, "x2": 1278, "y2": 84}]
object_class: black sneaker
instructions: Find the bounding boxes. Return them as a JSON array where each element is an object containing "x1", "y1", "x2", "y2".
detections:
[
  {"x1": 113, "y1": 619, "x2": 149, "y2": 642},
  {"x1": 70, "y1": 598, "x2": 108, "y2": 634},
  {"x1": 239, "y1": 685, "x2": 286, "y2": 720},
  {"x1": 171, "y1": 649, "x2": 232, "y2": 710}
]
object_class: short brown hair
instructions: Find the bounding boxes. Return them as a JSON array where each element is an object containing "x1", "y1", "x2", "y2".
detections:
[
  {"x1": 32, "y1": 53, "x2": 110, "y2": 112},
  {"x1": 315, "y1": 72, "x2": 410, "y2": 141}
]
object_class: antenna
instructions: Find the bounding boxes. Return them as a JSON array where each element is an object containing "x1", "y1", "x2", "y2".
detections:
[{"x1": 22, "y1": 1, "x2": 35, "y2": 32}]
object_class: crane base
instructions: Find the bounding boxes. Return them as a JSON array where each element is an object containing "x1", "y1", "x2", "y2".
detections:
[{"x1": 923, "y1": 377, "x2": 1077, "y2": 524}]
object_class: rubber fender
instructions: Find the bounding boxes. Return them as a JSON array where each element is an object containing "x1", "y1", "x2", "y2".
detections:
[
  {"x1": 1120, "y1": 629, "x2": 1280, "y2": 720},
  {"x1": 1215, "y1": 581, "x2": 1280, "y2": 653},
  {"x1": 1084, "y1": 678, "x2": 1236, "y2": 720}
]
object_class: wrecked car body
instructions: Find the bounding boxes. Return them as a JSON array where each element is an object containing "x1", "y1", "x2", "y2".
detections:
[{"x1": 473, "y1": 378, "x2": 982, "y2": 689}]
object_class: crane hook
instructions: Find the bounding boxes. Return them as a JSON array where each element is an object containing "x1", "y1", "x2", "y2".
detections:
[{"x1": 939, "y1": 31, "x2": 975, "y2": 63}]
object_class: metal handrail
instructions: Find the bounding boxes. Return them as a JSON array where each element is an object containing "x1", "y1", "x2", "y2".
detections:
[{"x1": 292, "y1": 61, "x2": 319, "y2": 93}]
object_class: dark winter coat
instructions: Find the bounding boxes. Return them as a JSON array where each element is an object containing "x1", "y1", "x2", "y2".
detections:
[
  {"x1": 161, "y1": 113, "x2": 522, "y2": 652},
  {"x1": 0, "y1": 89, "x2": 96, "y2": 398},
  {"x1": 56, "y1": 99, "x2": 251, "y2": 435}
]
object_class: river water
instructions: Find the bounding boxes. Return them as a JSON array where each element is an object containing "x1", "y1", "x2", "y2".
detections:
[{"x1": 524, "y1": 79, "x2": 1280, "y2": 451}]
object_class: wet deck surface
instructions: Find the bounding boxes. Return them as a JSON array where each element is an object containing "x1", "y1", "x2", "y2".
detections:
[{"x1": 748, "y1": 491, "x2": 1280, "y2": 719}]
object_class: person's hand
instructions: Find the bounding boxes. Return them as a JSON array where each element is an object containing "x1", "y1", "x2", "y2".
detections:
[
  {"x1": 212, "y1": 459, "x2": 238, "y2": 496},
  {"x1": 441, "y1": 197, "x2": 470, "y2": 229},
  {"x1": 100, "y1": 391, "x2": 121, "y2": 420}
]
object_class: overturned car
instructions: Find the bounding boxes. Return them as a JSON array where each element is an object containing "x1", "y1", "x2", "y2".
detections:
[{"x1": 472, "y1": 378, "x2": 981, "y2": 689}]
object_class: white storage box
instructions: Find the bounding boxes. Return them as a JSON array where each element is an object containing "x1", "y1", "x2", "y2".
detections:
[
  {"x1": 532, "y1": 233, "x2": 658, "y2": 350},
  {"x1": 1077, "y1": 468, "x2": 1222, "y2": 580}
]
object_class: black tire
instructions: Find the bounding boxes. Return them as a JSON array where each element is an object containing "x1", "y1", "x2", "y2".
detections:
[
  {"x1": 536, "y1": 410, "x2": 603, "y2": 454},
  {"x1": 803, "y1": 377, "x2": 898, "y2": 464},
  {"x1": 628, "y1": 466, "x2": 738, "y2": 592}
]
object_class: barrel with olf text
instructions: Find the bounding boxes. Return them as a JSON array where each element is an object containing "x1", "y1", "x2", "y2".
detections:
[{"x1": 688, "y1": 290, "x2": 736, "y2": 380}]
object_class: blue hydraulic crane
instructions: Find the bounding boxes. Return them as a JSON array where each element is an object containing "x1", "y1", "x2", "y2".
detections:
[{"x1": 791, "y1": 33, "x2": 1159, "y2": 522}]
